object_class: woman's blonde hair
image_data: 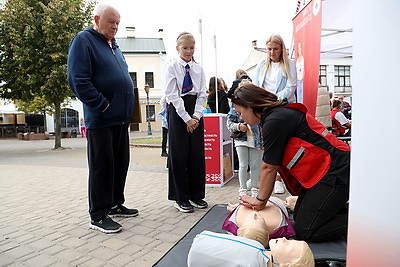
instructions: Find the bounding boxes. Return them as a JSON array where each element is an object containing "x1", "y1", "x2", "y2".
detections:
[
  {"x1": 176, "y1": 31, "x2": 194, "y2": 45},
  {"x1": 176, "y1": 31, "x2": 196, "y2": 62},
  {"x1": 265, "y1": 34, "x2": 293, "y2": 82},
  {"x1": 237, "y1": 226, "x2": 269, "y2": 248}
]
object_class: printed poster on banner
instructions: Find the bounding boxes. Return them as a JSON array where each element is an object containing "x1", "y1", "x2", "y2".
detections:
[
  {"x1": 203, "y1": 117, "x2": 221, "y2": 184},
  {"x1": 293, "y1": 0, "x2": 322, "y2": 117}
]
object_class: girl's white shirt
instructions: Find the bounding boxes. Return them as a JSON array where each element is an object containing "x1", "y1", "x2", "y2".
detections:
[{"x1": 164, "y1": 58, "x2": 207, "y2": 123}]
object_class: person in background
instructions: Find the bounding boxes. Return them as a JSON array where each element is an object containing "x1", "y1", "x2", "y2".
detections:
[
  {"x1": 68, "y1": 3, "x2": 138, "y2": 233},
  {"x1": 331, "y1": 100, "x2": 351, "y2": 137},
  {"x1": 232, "y1": 83, "x2": 350, "y2": 242},
  {"x1": 158, "y1": 95, "x2": 169, "y2": 157},
  {"x1": 227, "y1": 69, "x2": 253, "y2": 173},
  {"x1": 227, "y1": 69, "x2": 252, "y2": 98},
  {"x1": 80, "y1": 118, "x2": 86, "y2": 138},
  {"x1": 253, "y1": 34, "x2": 297, "y2": 194},
  {"x1": 207, "y1": 76, "x2": 230, "y2": 114},
  {"x1": 338, "y1": 95, "x2": 352, "y2": 120},
  {"x1": 227, "y1": 104, "x2": 262, "y2": 198},
  {"x1": 164, "y1": 32, "x2": 208, "y2": 213},
  {"x1": 219, "y1": 77, "x2": 229, "y2": 96},
  {"x1": 329, "y1": 91, "x2": 334, "y2": 109}
]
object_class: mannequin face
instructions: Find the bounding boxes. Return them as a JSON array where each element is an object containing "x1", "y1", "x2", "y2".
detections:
[
  {"x1": 269, "y1": 238, "x2": 302, "y2": 265},
  {"x1": 240, "y1": 211, "x2": 268, "y2": 232},
  {"x1": 234, "y1": 104, "x2": 260, "y2": 126}
]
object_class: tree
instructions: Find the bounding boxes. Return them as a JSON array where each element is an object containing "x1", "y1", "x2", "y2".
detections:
[{"x1": 0, "y1": 0, "x2": 94, "y2": 148}]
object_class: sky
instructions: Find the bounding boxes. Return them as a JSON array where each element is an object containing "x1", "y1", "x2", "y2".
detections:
[{"x1": 105, "y1": 0, "x2": 299, "y2": 86}]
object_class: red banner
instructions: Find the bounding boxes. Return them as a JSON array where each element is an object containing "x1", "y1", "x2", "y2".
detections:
[{"x1": 293, "y1": 0, "x2": 322, "y2": 117}]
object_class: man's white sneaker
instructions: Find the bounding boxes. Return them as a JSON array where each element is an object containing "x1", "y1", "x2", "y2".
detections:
[{"x1": 274, "y1": 181, "x2": 285, "y2": 194}]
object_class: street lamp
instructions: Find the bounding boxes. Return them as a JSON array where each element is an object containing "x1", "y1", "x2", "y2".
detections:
[{"x1": 144, "y1": 84, "x2": 152, "y2": 135}]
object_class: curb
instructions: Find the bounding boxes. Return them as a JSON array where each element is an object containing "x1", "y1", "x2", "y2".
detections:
[{"x1": 130, "y1": 143, "x2": 162, "y2": 148}]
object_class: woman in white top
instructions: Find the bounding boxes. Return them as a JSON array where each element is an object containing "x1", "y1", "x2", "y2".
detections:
[
  {"x1": 253, "y1": 34, "x2": 297, "y2": 194},
  {"x1": 254, "y1": 34, "x2": 297, "y2": 103}
]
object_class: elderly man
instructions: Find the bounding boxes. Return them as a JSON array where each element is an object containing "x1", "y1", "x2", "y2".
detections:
[{"x1": 68, "y1": 3, "x2": 138, "y2": 233}]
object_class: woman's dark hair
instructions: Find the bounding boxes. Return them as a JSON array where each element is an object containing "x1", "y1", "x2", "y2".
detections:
[
  {"x1": 208, "y1": 77, "x2": 225, "y2": 95},
  {"x1": 231, "y1": 81, "x2": 284, "y2": 114},
  {"x1": 332, "y1": 99, "x2": 342, "y2": 109}
]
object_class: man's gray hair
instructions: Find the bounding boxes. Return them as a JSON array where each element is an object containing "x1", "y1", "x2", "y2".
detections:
[{"x1": 94, "y1": 2, "x2": 117, "y2": 16}]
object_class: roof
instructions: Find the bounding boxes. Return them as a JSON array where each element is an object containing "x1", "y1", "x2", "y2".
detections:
[
  {"x1": 242, "y1": 47, "x2": 266, "y2": 72},
  {"x1": 115, "y1": 37, "x2": 166, "y2": 54}
]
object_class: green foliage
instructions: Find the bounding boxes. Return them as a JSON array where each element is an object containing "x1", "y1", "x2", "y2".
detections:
[
  {"x1": 0, "y1": 0, "x2": 95, "y2": 148},
  {"x1": 0, "y1": 0, "x2": 95, "y2": 109}
]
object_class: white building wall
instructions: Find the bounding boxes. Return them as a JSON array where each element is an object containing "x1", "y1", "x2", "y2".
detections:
[{"x1": 320, "y1": 57, "x2": 353, "y2": 97}]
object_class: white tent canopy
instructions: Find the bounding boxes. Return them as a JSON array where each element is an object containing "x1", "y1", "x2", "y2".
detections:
[{"x1": 320, "y1": 0, "x2": 353, "y2": 59}]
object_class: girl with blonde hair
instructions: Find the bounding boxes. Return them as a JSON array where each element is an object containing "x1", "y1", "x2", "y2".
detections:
[{"x1": 165, "y1": 32, "x2": 208, "y2": 213}]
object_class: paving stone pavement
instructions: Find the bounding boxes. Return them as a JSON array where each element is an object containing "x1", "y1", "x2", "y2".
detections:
[{"x1": 0, "y1": 133, "x2": 288, "y2": 267}]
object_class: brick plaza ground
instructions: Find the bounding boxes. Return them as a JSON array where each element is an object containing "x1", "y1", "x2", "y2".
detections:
[{"x1": 0, "y1": 133, "x2": 288, "y2": 266}]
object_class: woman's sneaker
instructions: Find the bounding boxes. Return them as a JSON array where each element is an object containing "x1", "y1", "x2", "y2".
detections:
[
  {"x1": 274, "y1": 181, "x2": 285, "y2": 194},
  {"x1": 238, "y1": 188, "x2": 248, "y2": 197},
  {"x1": 250, "y1": 187, "x2": 259, "y2": 197},
  {"x1": 246, "y1": 179, "x2": 251, "y2": 189}
]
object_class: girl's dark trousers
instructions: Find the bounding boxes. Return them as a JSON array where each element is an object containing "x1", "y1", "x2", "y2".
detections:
[{"x1": 167, "y1": 95, "x2": 206, "y2": 202}]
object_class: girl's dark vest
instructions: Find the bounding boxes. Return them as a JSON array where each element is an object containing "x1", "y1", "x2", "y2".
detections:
[{"x1": 277, "y1": 103, "x2": 350, "y2": 195}]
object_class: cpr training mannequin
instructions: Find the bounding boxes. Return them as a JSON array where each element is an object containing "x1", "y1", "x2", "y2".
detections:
[
  {"x1": 187, "y1": 230, "x2": 314, "y2": 267},
  {"x1": 223, "y1": 196, "x2": 296, "y2": 240}
]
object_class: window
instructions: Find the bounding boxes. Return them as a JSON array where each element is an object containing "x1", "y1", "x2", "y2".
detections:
[
  {"x1": 59, "y1": 108, "x2": 79, "y2": 130},
  {"x1": 145, "y1": 104, "x2": 156, "y2": 122},
  {"x1": 129, "y1": 72, "x2": 137, "y2": 88},
  {"x1": 334, "y1": 66, "x2": 351, "y2": 87},
  {"x1": 145, "y1": 72, "x2": 154, "y2": 88},
  {"x1": 319, "y1": 65, "x2": 327, "y2": 86}
]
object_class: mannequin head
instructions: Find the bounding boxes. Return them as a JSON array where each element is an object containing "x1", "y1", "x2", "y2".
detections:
[
  {"x1": 269, "y1": 238, "x2": 314, "y2": 267},
  {"x1": 237, "y1": 226, "x2": 269, "y2": 248}
]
